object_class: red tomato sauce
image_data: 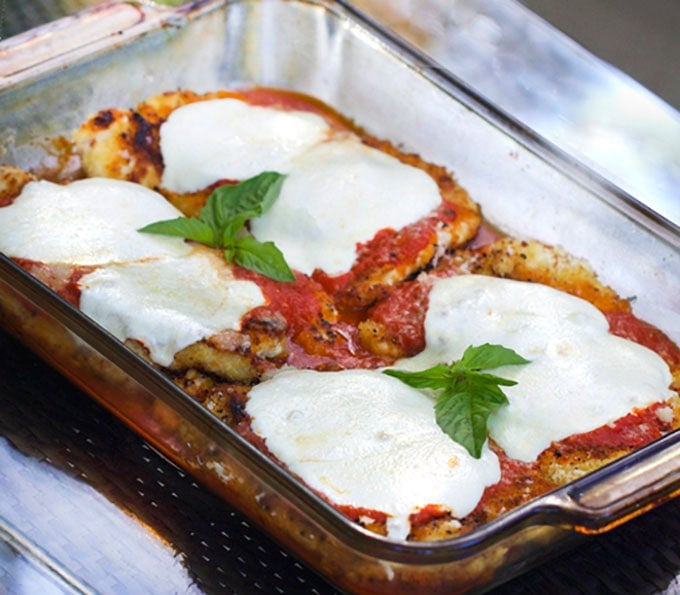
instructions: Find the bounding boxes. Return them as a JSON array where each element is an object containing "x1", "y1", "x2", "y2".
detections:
[
  {"x1": 236, "y1": 270, "x2": 333, "y2": 338},
  {"x1": 238, "y1": 87, "x2": 357, "y2": 134},
  {"x1": 353, "y1": 202, "x2": 458, "y2": 275},
  {"x1": 606, "y1": 310, "x2": 680, "y2": 368},
  {"x1": 235, "y1": 268, "x2": 389, "y2": 369},
  {"x1": 555, "y1": 403, "x2": 672, "y2": 453},
  {"x1": 335, "y1": 505, "x2": 388, "y2": 527},
  {"x1": 469, "y1": 450, "x2": 549, "y2": 523},
  {"x1": 13, "y1": 258, "x2": 91, "y2": 306},
  {"x1": 409, "y1": 504, "x2": 451, "y2": 527},
  {"x1": 312, "y1": 202, "x2": 458, "y2": 303},
  {"x1": 365, "y1": 278, "x2": 431, "y2": 357}
]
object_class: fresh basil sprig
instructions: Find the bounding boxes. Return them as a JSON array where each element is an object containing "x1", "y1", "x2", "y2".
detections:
[
  {"x1": 139, "y1": 171, "x2": 295, "y2": 282},
  {"x1": 384, "y1": 343, "x2": 530, "y2": 458}
]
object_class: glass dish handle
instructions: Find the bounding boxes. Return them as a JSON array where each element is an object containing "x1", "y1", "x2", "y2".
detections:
[{"x1": 546, "y1": 431, "x2": 680, "y2": 534}]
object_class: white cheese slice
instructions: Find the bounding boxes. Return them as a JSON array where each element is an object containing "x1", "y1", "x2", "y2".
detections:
[
  {"x1": 398, "y1": 275, "x2": 674, "y2": 462},
  {"x1": 78, "y1": 249, "x2": 265, "y2": 366},
  {"x1": 250, "y1": 138, "x2": 442, "y2": 275},
  {"x1": 160, "y1": 98, "x2": 332, "y2": 193},
  {"x1": 246, "y1": 368, "x2": 501, "y2": 541},
  {"x1": 0, "y1": 178, "x2": 190, "y2": 265}
]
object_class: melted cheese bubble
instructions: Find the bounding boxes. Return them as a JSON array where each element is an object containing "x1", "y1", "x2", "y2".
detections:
[
  {"x1": 246, "y1": 368, "x2": 500, "y2": 540},
  {"x1": 399, "y1": 275, "x2": 674, "y2": 461}
]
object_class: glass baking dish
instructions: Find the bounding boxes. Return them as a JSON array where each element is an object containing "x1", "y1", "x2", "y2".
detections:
[{"x1": 0, "y1": 1, "x2": 678, "y2": 592}]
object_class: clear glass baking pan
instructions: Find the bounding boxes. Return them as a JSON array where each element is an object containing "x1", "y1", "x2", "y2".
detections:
[{"x1": 0, "y1": 1, "x2": 678, "y2": 592}]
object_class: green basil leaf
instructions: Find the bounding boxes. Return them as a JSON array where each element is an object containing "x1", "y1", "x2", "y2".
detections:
[
  {"x1": 436, "y1": 384, "x2": 508, "y2": 459},
  {"x1": 459, "y1": 343, "x2": 531, "y2": 370},
  {"x1": 384, "y1": 343, "x2": 529, "y2": 458},
  {"x1": 232, "y1": 236, "x2": 296, "y2": 282},
  {"x1": 200, "y1": 186, "x2": 236, "y2": 231},
  {"x1": 138, "y1": 171, "x2": 294, "y2": 282},
  {"x1": 435, "y1": 390, "x2": 477, "y2": 456},
  {"x1": 236, "y1": 171, "x2": 287, "y2": 215},
  {"x1": 467, "y1": 370, "x2": 518, "y2": 388},
  {"x1": 383, "y1": 364, "x2": 451, "y2": 390},
  {"x1": 462, "y1": 376, "x2": 510, "y2": 406},
  {"x1": 221, "y1": 214, "x2": 251, "y2": 247},
  {"x1": 138, "y1": 217, "x2": 216, "y2": 247},
  {"x1": 206, "y1": 171, "x2": 286, "y2": 224}
]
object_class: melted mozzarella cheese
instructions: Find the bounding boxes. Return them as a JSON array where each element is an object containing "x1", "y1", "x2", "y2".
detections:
[
  {"x1": 0, "y1": 178, "x2": 189, "y2": 265},
  {"x1": 78, "y1": 249, "x2": 265, "y2": 366},
  {"x1": 399, "y1": 275, "x2": 674, "y2": 462},
  {"x1": 1, "y1": 176, "x2": 265, "y2": 368},
  {"x1": 160, "y1": 98, "x2": 331, "y2": 193},
  {"x1": 250, "y1": 138, "x2": 442, "y2": 275},
  {"x1": 246, "y1": 368, "x2": 500, "y2": 540}
]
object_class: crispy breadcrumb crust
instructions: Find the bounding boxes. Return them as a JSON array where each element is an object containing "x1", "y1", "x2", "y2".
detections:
[{"x1": 0, "y1": 165, "x2": 36, "y2": 206}]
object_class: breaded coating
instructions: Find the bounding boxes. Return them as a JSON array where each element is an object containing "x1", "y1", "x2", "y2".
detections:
[
  {"x1": 0, "y1": 165, "x2": 35, "y2": 205},
  {"x1": 359, "y1": 238, "x2": 631, "y2": 360},
  {"x1": 451, "y1": 237, "x2": 631, "y2": 313}
]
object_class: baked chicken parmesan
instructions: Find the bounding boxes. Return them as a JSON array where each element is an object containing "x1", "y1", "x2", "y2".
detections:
[
  {"x1": 73, "y1": 88, "x2": 481, "y2": 311},
  {"x1": 1, "y1": 88, "x2": 678, "y2": 543}
]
